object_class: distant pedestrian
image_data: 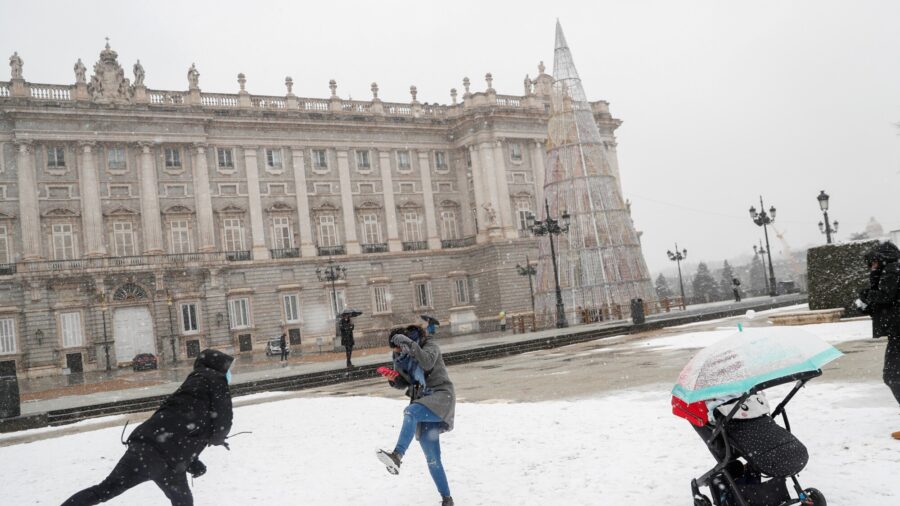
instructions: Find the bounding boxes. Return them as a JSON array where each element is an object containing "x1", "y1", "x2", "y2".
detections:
[
  {"x1": 857, "y1": 241, "x2": 900, "y2": 439},
  {"x1": 279, "y1": 333, "x2": 289, "y2": 362},
  {"x1": 498, "y1": 310, "x2": 507, "y2": 332},
  {"x1": 732, "y1": 278, "x2": 742, "y2": 302},
  {"x1": 61, "y1": 349, "x2": 234, "y2": 505},
  {"x1": 340, "y1": 313, "x2": 355, "y2": 368}
]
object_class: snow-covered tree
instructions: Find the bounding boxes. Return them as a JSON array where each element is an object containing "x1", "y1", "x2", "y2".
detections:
[
  {"x1": 749, "y1": 254, "x2": 767, "y2": 295},
  {"x1": 691, "y1": 262, "x2": 720, "y2": 303},
  {"x1": 719, "y1": 260, "x2": 736, "y2": 298},
  {"x1": 655, "y1": 273, "x2": 672, "y2": 298}
]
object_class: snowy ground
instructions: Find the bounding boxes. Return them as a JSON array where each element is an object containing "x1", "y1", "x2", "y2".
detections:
[{"x1": 2, "y1": 317, "x2": 898, "y2": 505}]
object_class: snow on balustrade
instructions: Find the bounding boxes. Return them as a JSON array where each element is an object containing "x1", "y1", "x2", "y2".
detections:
[
  {"x1": 301, "y1": 99, "x2": 329, "y2": 111},
  {"x1": 28, "y1": 84, "x2": 71, "y2": 101},
  {"x1": 200, "y1": 94, "x2": 239, "y2": 107},
  {"x1": 341, "y1": 101, "x2": 371, "y2": 113},
  {"x1": 385, "y1": 103, "x2": 412, "y2": 115},
  {"x1": 495, "y1": 95, "x2": 522, "y2": 107},
  {"x1": 251, "y1": 96, "x2": 286, "y2": 109},
  {"x1": 148, "y1": 91, "x2": 185, "y2": 105},
  {"x1": 0, "y1": 82, "x2": 9, "y2": 97}
]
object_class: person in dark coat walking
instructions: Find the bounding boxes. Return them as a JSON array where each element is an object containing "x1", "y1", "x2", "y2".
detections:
[
  {"x1": 340, "y1": 313, "x2": 355, "y2": 368},
  {"x1": 858, "y1": 241, "x2": 900, "y2": 439},
  {"x1": 732, "y1": 278, "x2": 742, "y2": 302},
  {"x1": 377, "y1": 325, "x2": 456, "y2": 506},
  {"x1": 61, "y1": 349, "x2": 234, "y2": 506},
  {"x1": 279, "y1": 333, "x2": 289, "y2": 362}
]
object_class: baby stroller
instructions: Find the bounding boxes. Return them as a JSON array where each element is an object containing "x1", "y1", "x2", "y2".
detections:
[{"x1": 673, "y1": 370, "x2": 827, "y2": 506}]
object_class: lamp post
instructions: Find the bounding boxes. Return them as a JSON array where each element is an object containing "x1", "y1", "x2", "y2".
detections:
[
  {"x1": 816, "y1": 190, "x2": 839, "y2": 245},
  {"x1": 666, "y1": 244, "x2": 688, "y2": 306},
  {"x1": 166, "y1": 292, "x2": 176, "y2": 364},
  {"x1": 527, "y1": 198, "x2": 571, "y2": 328},
  {"x1": 98, "y1": 293, "x2": 111, "y2": 371},
  {"x1": 316, "y1": 256, "x2": 348, "y2": 338},
  {"x1": 515, "y1": 255, "x2": 537, "y2": 316},
  {"x1": 754, "y1": 242, "x2": 771, "y2": 296},
  {"x1": 749, "y1": 196, "x2": 777, "y2": 296}
]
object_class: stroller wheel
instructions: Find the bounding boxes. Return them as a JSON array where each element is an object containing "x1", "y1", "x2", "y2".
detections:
[
  {"x1": 693, "y1": 495, "x2": 712, "y2": 506},
  {"x1": 803, "y1": 488, "x2": 826, "y2": 506}
]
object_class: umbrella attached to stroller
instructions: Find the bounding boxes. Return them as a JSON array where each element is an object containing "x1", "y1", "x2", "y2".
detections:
[{"x1": 671, "y1": 327, "x2": 840, "y2": 506}]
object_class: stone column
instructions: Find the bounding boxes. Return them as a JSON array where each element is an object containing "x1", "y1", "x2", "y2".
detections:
[
  {"x1": 192, "y1": 144, "x2": 216, "y2": 252},
  {"x1": 243, "y1": 147, "x2": 269, "y2": 260},
  {"x1": 379, "y1": 151, "x2": 401, "y2": 251},
  {"x1": 492, "y1": 140, "x2": 517, "y2": 239},
  {"x1": 15, "y1": 141, "x2": 42, "y2": 260},
  {"x1": 417, "y1": 151, "x2": 441, "y2": 249},
  {"x1": 336, "y1": 150, "x2": 360, "y2": 255},
  {"x1": 137, "y1": 143, "x2": 164, "y2": 254},
  {"x1": 477, "y1": 142, "x2": 503, "y2": 238},
  {"x1": 455, "y1": 153, "x2": 475, "y2": 239},
  {"x1": 290, "y1": 148, "x2": 316, "y2": 257},
  {"x1": 468, "y1": 145, "x2": 489, "y2": 244},
  {"x1": 76, "y1": 142, "x2": 107, "y2": 257},
  {"x1": 532, "y1": 140, "x2": 546, "y2": 212}
]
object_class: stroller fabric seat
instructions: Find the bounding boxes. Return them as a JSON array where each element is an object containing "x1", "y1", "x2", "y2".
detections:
[{"x1": 727, "y1": 416, "x2": 808, "y2": 478}]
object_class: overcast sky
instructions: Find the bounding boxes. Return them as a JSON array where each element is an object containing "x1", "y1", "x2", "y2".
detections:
[{"x1": 2, "y1": 0, "x2": 898, "y2": 275}]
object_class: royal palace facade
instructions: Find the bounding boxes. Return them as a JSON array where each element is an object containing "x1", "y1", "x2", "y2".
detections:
[{"x1": 0, "y1": 43, "x2": 626, "y2": 377}]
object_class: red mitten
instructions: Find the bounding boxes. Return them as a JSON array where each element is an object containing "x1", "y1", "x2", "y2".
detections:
[{"x1": 377, "y1": 366, "x2": 399, "y2": 381}]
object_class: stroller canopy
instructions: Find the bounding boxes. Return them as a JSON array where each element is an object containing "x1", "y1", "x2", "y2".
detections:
[{"x1": 671, "y1": 327, "x2": 842, "y2": 404}]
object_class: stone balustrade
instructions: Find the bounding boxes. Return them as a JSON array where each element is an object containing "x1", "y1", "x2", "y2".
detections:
[
  {"x1": 27, "y1": 83, "x2": 71, "y2": 101},
  {"x1": 0, "y1": 82, "x2": 8, "y2": 97}
]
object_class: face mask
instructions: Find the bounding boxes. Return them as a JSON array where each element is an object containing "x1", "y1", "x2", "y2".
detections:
[{"x1": 225, "y1": 369, "x2": 232, "y2": 384}]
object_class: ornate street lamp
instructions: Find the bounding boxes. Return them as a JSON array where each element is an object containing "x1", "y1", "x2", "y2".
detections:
[
  {"x1": 749, "y1": 196, "x2": 777, "y2": 296},
  {"x1": 666, "y1": 244, "x2": 688, "y2": 305},
  {"x1": 166, "y1": 292, "x2": 177, "y2": 364},
  {"x1": 527, "y1": 198, "x2": 571, "y2": 328},
  {"x1": 316, "y1": 256, "x2": 348, "y2": 338},
  {"x1": 753, "y1": 242, "x2": 771, "y2": 296},
  {"x1": 515, "y1": 255, "x2": 537, "y2": 316},
  {"x1": 816, "y1": 190, "x2": 839, "y2": 245},
  {"x1": 98, "y1": 293, "x2": 111, "y2": 371}
]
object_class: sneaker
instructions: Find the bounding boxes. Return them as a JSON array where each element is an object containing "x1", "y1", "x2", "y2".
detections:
[
  {"x1": 441, "y1": 496, "x2": 454, "y2": 506},
  {"x1": 892, "y1": 431, "x2": 900, "y2": 440},
  {"x1": 376, "y1": 449, "x2": 402, "y2": 475}
]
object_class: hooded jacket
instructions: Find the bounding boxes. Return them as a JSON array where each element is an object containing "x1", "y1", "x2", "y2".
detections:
[
  {"x1": 861, "y1": 241, "x2": 900, "y2": 339},
  {"x1": 389, "y1": 326, "x2": 456, "y2": 432},
  {"x1": 127, "y1": 348, "x2": 234, "y2": 472}
]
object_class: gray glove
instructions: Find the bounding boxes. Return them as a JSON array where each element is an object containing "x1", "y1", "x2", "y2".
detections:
[{"x1": 391, "y1": 333, "x2": 413, "y2": 348}]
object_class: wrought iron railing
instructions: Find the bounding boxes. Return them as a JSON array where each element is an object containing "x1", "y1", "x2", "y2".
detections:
[
  {"x1": 317, "y1": 245, "x2": 346, "y2": 256},
  {"x1": 0, "y1": 263, "x2": 16, "y2": 275},
  {"x1": 441, "y1": 237, "x2": 476, "y2": 249},
  {"x1": 17, "y1": 251, "x2": 230, "y2": 273},
  {"x1": 270, "y1": 248, "x2": 300, "y2": 259},
  {"x1": 402, "y1": 241, "x2": 428, "y2": 251},
  {"x1": 361, "y1": 243, "x2": 388, "y2": 254},
  {"x1": 225, "y1": 250, "x2": 251, "y2": 261}
]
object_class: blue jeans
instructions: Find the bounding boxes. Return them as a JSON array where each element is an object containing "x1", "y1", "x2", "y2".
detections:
[{"x1": 393, "y1": 403, "x2": 451, "y2": 497}]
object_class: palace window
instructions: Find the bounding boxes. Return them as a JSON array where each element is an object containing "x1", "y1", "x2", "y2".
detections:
[
  {"x1": 516, "y1": 201, "x2": 533, "y2": 231},
  {"x1": 272, "y1": 217, "x2": 293, "y2": 249},
  {"x1": 440, "y1": 210, "x2": 459, "y2": 240},
  {"x1": 181, "y1": 303, "x2": 199, "y2": 333},
  {"x1": 313, "y1": 149, "x2": 328, "y2": 169},
  {"x1": 47, "y1": 146, "x2": 66, "y2": 168},
  {"x1": 52, "y1": 223, "x2": 76, "y2": 260},
  {"x1": 266, "y1": 148, "x2": 283, "y2": 169},
  {"x1": 413, "y1": 281, "x2": 433, "y2": 309},
  {"x1": 317, "y1": 215, "x2": 338, "y2": 247},
  {"x1": 509, "y1": 142, "x2": 523, "y2": 161},
  {"x1": 434, "y1": 151, "x2": 447, "y2": 169},
  {"x1": 403, "y1": 212, "x2": 422, "y2": 242},
  {"x1": 355, "y1": 150, "x2": 371, "y2": 169},
  {"x1": 112, "y1": 222, "x2": 136, "y2": 256},
  {"x1": 361, "y1": 213, "x2": 382, "y2": 244},
  {"x1": 223, "y1": 218, "x2": 245, "y2": 251},
  {"x1": 0, "y1": 226, "x2": 9, "y2": 265},
  {"x1": 371, "y1": 285, "x2": 391, "y2": 314},
  {"x1": 164, "y1": 147, "x2": 181, "y2": 168},
  {"x1": 170, "y1": 220, "x2": 191, "y2": 254},
  {"x1": 327, "y1": 288, "x2": 347, "y2": 319},
  {"x1": 464, "y1": 149, "x2": 472, "y2": 168},
  {"x1": 107, "y1": 147, "x2": 126, "y2": 170},
  {"x1": 216, "y1": 148, "x2": 234, "y2": 168},
  {"x1": 283, "y1": 293, "x2": 301, "y2": 323},
  {"x1": 453, "y1": 278, "x2": 471, "y2": 306},
  {"x1": 60, "y1": 311, "x2": 84, "y2": 348},
  {"x1": 0, "y1": 318, "x2": 15, "y2": 354},
  {"x1": 228, "y1": 298, "x2": 251, "y2": 329},
  {"x1": 397, "y1": 150, "x2": 411, "y2": 169}
]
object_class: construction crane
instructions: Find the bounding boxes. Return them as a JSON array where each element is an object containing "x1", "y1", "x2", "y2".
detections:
[{"x1": 770, "y1": 225, "x2": 805, "y2": 283}]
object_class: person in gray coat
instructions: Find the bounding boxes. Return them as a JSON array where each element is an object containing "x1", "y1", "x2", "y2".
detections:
[{"x1": 377, "y1": 325, "x2": 455, "y2": 506}]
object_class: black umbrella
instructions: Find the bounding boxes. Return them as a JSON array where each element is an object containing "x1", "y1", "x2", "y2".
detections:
[
  {"x1": 341, "y1": 308, "x2": 363, "y2": 317},
  {"x1": 420, "y1": 315, "x2": 440, "y2": 326}
]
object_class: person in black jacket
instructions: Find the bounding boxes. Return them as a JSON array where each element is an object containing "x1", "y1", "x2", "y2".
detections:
[
  {"x1": 340, "y1": 313, "x2": 355, "y2": 368},
  {"x1": 858, "y1": 242, "x2": 900, "y2": 438},
  {"x1": 61, "y1": 349, "x2": 234, "y2": 506},
  {"x1": 279, "y1": 333, "x2": 289, "y2": 362}
]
